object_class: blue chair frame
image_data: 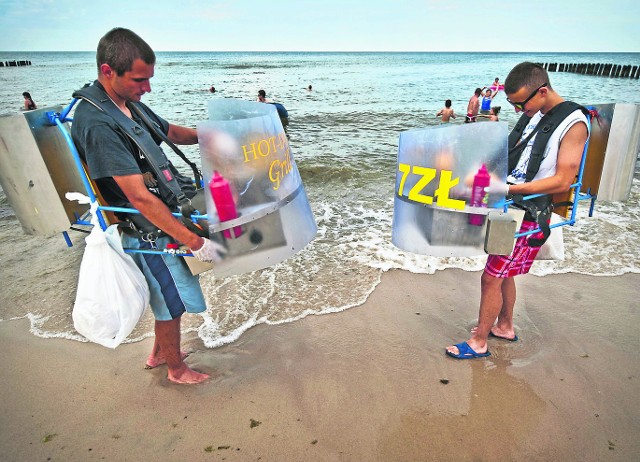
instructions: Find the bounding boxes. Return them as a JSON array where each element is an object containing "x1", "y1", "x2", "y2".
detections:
[
  {"x1": 46, "y1": 99, "x2": 206, "y2": 256},
  {"x1": 502, "y1": 110, "x2": 596, "y2": 238}
]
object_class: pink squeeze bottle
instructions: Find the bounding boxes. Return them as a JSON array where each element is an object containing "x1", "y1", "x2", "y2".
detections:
[
  {"x1": 209, "y1": 171, "x2": 242, "y2": 238},
  {"x1": 468, "y1": 164, "x2": 490, "y2": 226}
]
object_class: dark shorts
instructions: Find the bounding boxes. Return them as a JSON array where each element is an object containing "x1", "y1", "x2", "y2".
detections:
[
  {"x1": 484, "y1": 220, "x2": 544, "y2": 278},
  {"x1": 121, "y1": 234, "x2": 207, "y2": 321}
]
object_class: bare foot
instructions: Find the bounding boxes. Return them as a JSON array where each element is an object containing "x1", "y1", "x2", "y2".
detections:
[
  {"x1": 470, "y1": 325, "x2": 516, "y2": 340},
  {"x1": 489, "y1": 326, "x2": 517, "y2": 340},
  {"x1": 167, "y1": 364, "x2": 210, "y2": 384},
  {"x1": 145, "y1": 350, "x2": 190, "y2": 369}
]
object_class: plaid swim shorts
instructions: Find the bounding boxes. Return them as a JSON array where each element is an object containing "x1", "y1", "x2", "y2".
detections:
[{"x1": 484, "y1": 220, "x2": 544, "y2": 278}]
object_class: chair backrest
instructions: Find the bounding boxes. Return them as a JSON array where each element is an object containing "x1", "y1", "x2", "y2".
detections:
[{"x1": 78, "y1": 158, "x2": 118, "y2": 225}]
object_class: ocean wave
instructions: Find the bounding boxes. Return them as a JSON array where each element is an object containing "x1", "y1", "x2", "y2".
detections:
[{"x1": 219, "y1": 63, "x2": 303, "y2": 70}]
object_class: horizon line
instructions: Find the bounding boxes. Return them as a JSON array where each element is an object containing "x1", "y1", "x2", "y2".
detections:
[{"x1": 1, "y1": 50, "x2": 639, "y2": 54}]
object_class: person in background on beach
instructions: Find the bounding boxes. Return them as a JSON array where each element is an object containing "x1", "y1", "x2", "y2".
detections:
[
  {"x1": 257, "y1": 89, "x2": 272, "y2": 103},
  {"x1": 446, "y1": 62, "x2": 589, "y2": 359},
  {"x1": 479, "y1": 87, "x2": 497, "y2": 115},
  {"x1": 490, "y1": 77, "x2": 503, "y2": 92},
  {"x1": 477, "y1": 105, "x2": 500, "y2": 121},
  {"x1": 209, "y1": 85, "x2": 216, "y2": 93},
  {"x1": 22, "y1": 91, "x2": 36, "y2": 110},
  {"x1": 465, "y1": 88, "x2": 482, "y2": 123},
  {"x1": 307, "y1": 84, "x2": 312, "y2": 91},
  {"x1": 437, "y1": 99, "x2": 456, "y2": 123},
  {"x1": 71, "y1": 28, "x2": 225, "y2": 384}
]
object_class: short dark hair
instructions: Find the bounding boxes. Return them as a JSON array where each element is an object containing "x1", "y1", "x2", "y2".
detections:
[
  {"x1": 96, "y1": 28, "x2": 155, "y2": 76},
  {"x1": 445, "y1": 99, "x2": 452, "y2": 107},
  {"x1": 504, "y1": 62, "x2": 551, "y2": 94},
  {"x1": 474, "y1": 87, "x2": 482, "y2": 96}
]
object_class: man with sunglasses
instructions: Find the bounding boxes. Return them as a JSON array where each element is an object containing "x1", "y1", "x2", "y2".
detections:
[{"x1": 446, "y1": 61, "x2": 589, "y2": 359}]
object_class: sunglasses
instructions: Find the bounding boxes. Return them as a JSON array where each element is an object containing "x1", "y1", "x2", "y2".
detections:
[{"x1": 507, "y1": 83, "x2": 547, "y2": 111}]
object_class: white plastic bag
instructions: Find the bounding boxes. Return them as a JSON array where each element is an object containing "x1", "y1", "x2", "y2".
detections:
[
  {"x1": 536, "y1": 213, "x2": 565, "y2": 261},
  {"x1": 72, "y1": 210, "x2": 149, "y2": 348}
]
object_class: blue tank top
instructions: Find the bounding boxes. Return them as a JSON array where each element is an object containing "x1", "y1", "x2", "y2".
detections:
[{"x1": 481, "y1": 96, "x2": 491, "y2": 111}]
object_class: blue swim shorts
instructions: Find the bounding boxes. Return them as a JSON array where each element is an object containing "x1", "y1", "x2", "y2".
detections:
[{"x1": 121, "y1": 234, "x2": 207, "y2": 321}]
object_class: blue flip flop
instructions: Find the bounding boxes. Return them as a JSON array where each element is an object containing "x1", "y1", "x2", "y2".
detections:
[
  {"x1": 446, "y1": 341, "x2": 491, "y2": 359},
  {"x1": 489, "y1": 331, "x2": 519, "y2": 342}
]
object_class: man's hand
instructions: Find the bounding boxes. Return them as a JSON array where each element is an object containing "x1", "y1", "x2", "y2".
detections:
[{"x1": 191, "y1": 238, "x2": 226, "y2": 263}]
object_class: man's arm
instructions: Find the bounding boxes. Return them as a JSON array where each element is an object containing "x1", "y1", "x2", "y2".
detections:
[
  {"x1": 114, "y1": 173, "x2": 204, "y2": 250},
  {"x1": 167, "y1": 124, "x2": 198, "y2": 145},
  {"x1": 509, "y1": 122, "x2": 589, "y2": 196}
]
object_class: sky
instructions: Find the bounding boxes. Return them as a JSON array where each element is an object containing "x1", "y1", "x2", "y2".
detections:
[{"x1": 1, "y1": 0, "x2": 639, "y2": 52}]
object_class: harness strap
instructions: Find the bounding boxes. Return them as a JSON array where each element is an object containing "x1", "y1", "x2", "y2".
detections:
[
  {"x1": 508, "y1": 101, "x2": 588, "y2": 183},
  {"x1": 73, "y1": 82, "x2": 188, "y2": 209},
  {"x1": 509, "y1": 194, "x2": 552, "y2": 247},
  {"x1": 506, "y1": 100, "x2": 589, "y2": 247},
  {"x1": 128, "y1": 103, "x2": 203, "y2": 187},
  {"x1": 118, "y1": 213, "x2": 165, "y2": 242}
]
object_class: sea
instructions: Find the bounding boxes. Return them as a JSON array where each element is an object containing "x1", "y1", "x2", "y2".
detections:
[{"x1": 1, "y1": 51, "x2": 639, "y2": 347}]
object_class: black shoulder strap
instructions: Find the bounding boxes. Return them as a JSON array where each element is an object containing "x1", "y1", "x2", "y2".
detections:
[
  {"x1": 507, "y1": 101, "x2": 589, "y2": 247},
  {"x1": 126, "y1": 102, "x2": 208, "y2": 236},
  {"x1": 508, "y1": 113, "x2": 531, "y2": 150},
  {"x1": 128, "y1": 103, "x2": 202, "y2": 188},
  {"x1": 73, "y1": 82, "x2": 188, "y2": 209},
  {"x1": 524, "y1": 101, "x2": 587, "y2": 182},
  {"x1": 507, "y1": 101, "x2": 587, "y2": 182},
  {"x1": 510, "y1": 194, "x2": 553, "y2": 247}
]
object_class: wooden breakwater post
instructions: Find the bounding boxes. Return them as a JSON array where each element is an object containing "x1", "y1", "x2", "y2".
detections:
[
  {"x1": 539, "y1": 62, "x2": 639, "y2": 79},
  {"x1": 0, "y1": 60, "x2": 33, "y2": 68}
]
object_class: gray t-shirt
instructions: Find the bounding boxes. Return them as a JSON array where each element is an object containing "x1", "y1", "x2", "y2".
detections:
[{"x1": 71, "y1": 88, "x2": 169, "y2": 209}]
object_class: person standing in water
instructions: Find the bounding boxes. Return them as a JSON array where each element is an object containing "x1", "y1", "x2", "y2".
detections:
[
  {"x1": 465, "y1": 87, "x2": 482, "y2": 123},
  {"x1": 477, "y1": 106, "x2": 500, "y2": 121},
  {"x1": 257, "y1": 89, "x2": 272, "y2": 102},
  {"x1": 446, "y1": 62, "x2": 589, "y2": 359},
  {"x1": 22, "y1": 91, "x2": 37, "y2": 110},
  {"x1": 437, "y1": 99, "x2": 456, "y2": 123},
  {"x1": 72, "y1": 28, "x2": 225, "y2": 384},
  {"x1": 479, "y1": 87, "x2": 498, "y2": 115}
]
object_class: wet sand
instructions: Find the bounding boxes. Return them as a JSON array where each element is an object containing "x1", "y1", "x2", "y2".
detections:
[{"x1": 1, "y1": 268, "x2": 639, "y2": 461}]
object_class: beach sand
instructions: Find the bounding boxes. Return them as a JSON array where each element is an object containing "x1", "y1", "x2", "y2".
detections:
[{"x1": 1, "y1": 262, "x2": 639, "y2": 461}]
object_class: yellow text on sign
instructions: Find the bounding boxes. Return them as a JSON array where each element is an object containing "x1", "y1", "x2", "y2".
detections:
[
  {"x1": 242, "y1": 133, "x2": 289, "y2": 163},
  {"x1": 242, "y1": 133, "x2": 292, "y2": 190},
  {"x1": 269, "y1": 149, "x2": 293, "y2": 191},
  {"x1": 397, "y1": 164, "x2": 465, "y2": 210}
]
